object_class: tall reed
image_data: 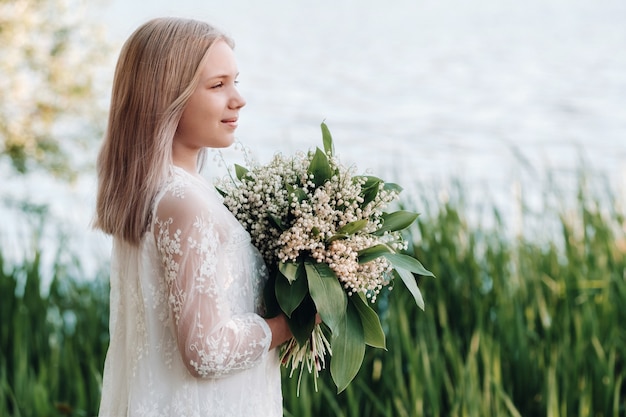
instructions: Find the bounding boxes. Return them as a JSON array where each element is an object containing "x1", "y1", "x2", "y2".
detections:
[
  {"x1": 1, "y1": 177, "x2": 624, "y2": 416},
  {"x1": 280, "y1": 179, "x2": 625, "y2": 416},
  {"x1": 0, "y1": 242, "x2": 109, "y2": 416}
]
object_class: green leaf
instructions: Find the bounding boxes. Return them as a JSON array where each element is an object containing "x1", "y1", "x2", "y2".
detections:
[
  {"x1": 263, "y1": 271, "x2": 281, "y2": 318},
  {"x1": 275, "y1": 268, "x2": 308, "y2": 317},
  {"x1": 330, "y1": 301, "x2": 365, "y2": 393},
  {"x1": 308, "y1": 147, "x2": 333, "y2": 187},
  {"x1": 234, "y1": 164, "x2": 249, "y2": 181},
  {"x1": 267, "y1": 212, "x2": 286, "y2": 231},
  {"x1": 357, "y1": 244, "x2": 393, "y2": 264},
  {"x1": 359, "y1": 176, "x2": 381, "y2": 207},
  {"x1": 305, "y1": 261, "x2": 347, "y2": 332},
  {"x1": 351, "y1": 293, "x2": 386, "y2": 349},
  {"x1": 394, "y1": 267, "x2": 425, "y2": 310},
  {"x1": 321, "y1": 122, "x2": 334, "y2": 156},
  {"x1": 337, "y1": 219, "x2": 368, "y2": 235},
  {"x1": 383, "y1": 253, "x2": 434, "y2": 277},
  {"x1": 286, "y1": 183, "x2": 308, "y2": 203},
  {"x1": 327, "y1": 233, "x2": 349, "y2": 243},
  {"x1": 294, "y1": 188, "x2": 308, "y2": 202},
  {"x1": 383, "y1": 182, "x2": 403, "y2": 193},
  {"x1": 287, "y1": 295, "x2": 318, "y2": 346},
  {"x1": 279, "y1": 261, "x2": 305, "y2": 284},
  {"x1": 374, "y1": 211, "x2": 419, "y2": 235},
  {"x1": 361, "y1": 175, "x2": 383, "y2": 188},
  {"x1": 214, "y1": 186, "x2": 227, "y2": 198}
]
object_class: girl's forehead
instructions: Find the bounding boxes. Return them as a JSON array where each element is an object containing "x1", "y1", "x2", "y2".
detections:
[{"x1": 199, "y1": 40, "x2": 239, "y2": 79}]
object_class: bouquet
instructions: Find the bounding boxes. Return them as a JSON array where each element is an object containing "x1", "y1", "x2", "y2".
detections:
[{"x1": 216, "y1": 122, "x2": 433, "y2": 393}]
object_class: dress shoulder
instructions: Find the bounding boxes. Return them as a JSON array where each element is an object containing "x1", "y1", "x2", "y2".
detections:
[{"x1": 151, "y1": 167, "x2": 222, "y2": 228}]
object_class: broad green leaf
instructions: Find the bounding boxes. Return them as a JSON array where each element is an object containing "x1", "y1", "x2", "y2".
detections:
[
  {"x1": 294, "y1": 188, "x2": 308, "y2": 202},
  {"x1": 214, "y1": 187, "x2": 227, "y2": 198},
  {"x1": 394, "y1": 267, "x2": 425, "y2": 310},
  {"x1": 359, "y1": 176, "x2": 381, "y2": 207},
  {"x1": 321, "y1": 122, "x2": 334, "y2": 156},
  {"x1": 267, "y1": 213, "x2": 286, "y2": 231},
  {"x1": 287, "y1": 295, "x2": 317, "y2": 346},
  {"x1": 337, "y1": 219, "x2": 368, "y2": 235},
  {"x1": 374, "y1": 211, "x2": 419, "y2": 235},
  {"x1": 286, "y1": 183, "x2": 308, "y2": 203},
  {"x1": 279, "y1": 261, "x2": 305, "y2": 283},
  {"x1": 361, "y1": 187, "x2": 378, "y2": 207},
  {"x1": 383, "y1": 182, "x2": 403, "y2": 193},
  {"x1": 263, "y1": 271, "x2": 281, "y2": 318},
  {"x1": 234, "y1": 164, "x2": 249, "y2": 181},
  {"x1": 383, "y1": 253, "x2": 434, "y2": 277},
  {"x1": 327, "y1": 233, "x2": 348, "y2": 243},
  {"x1": 358, "y1": 244, "x2": 393, "y2": 264},
  {"x1": 275, "y1": 269, "x2": 308, "y2": 317},
  {"x1": 305, "y1": 261, "x2": 347, "y2": 332},
  {"x1": 308, "y1": 148, "x2": 332, "y2": 187},
  {"x1": 330, "y1": 301, "x2": 365, "y2": 393},
  {"x1": 361, "y1": 175, "x2": 383, "y2": 189},
  {"x1": 351, "y1": 293, "x2": 386, "y2": 349}
]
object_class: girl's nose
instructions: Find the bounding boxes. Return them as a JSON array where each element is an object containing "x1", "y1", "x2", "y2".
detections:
[{"x1": 230, "y1": 88, "x2": 246, "y2": 110}]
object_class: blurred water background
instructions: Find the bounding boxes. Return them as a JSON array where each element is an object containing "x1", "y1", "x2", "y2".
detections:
[{"x1": 1, "y1": 0, "x2": 625, "y2": 281}]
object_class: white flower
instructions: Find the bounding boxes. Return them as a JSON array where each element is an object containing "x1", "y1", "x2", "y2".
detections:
[{"x1": 216, "y1": 145, "x2": 405, "y2": 299}]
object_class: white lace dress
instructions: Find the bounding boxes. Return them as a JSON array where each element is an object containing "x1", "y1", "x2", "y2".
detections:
[{"x1": 98, "y1": 166, "x2": 282, "y2": 417}]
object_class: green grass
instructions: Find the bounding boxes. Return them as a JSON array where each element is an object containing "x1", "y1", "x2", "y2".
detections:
[
  {"x1": 1, "y1": 179, "x2": 624, "y2": 416},
  {"x1": 0, "y1": 244, "x2": 110, "y2": 416}
]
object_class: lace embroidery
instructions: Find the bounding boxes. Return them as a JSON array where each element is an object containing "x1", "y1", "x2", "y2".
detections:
[
  {"x1": 99, "y1": 167, "x2": 282, "y2": 417},
  {"x1": 153, "y1": 169, "x2": 271, "y2": 378}
]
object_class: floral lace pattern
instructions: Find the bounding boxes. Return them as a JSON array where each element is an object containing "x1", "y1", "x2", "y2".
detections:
[{"x1": 98, "y1": 166, "x2": 282, "y2": 417}]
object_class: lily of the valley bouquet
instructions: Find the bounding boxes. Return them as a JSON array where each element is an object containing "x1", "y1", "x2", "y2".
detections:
[{"x1": 216, "y1": 123, "x2": 433, "y2": 393}]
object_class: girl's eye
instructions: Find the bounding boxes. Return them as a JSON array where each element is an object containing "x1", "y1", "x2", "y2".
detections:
[{"x1": 210, "y1": 80, "x2": 239, "y2": 89}]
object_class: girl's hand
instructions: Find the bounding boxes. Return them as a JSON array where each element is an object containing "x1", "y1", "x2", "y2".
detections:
[{"x1": 265, "y1": 314, "x2": 292, "y2": 349}]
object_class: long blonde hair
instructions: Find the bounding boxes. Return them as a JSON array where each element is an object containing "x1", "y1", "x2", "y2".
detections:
[{"x1": 94, "y1": 17, "x2": 233, "y2": 245}]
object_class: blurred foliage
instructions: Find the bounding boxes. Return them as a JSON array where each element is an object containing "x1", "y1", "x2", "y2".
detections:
[
  {"x1": 0, "y1": 240, "x2": 110, "y2": 416},
  {"x1": 0, "y1": 178, "x2": 624, "y2": 416},
  {"x1": 281, "y1": 180, "x2": 626, "y2": 417},
  {"x1": 0, "y1": 0, "x2": 110, "y2": 181}
]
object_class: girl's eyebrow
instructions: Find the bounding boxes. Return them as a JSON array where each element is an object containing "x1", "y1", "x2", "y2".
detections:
[{"x1": 205, "y1": 72, "x2": 240, "y2": 81}]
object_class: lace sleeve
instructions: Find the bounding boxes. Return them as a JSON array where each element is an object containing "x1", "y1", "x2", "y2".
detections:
[{"x1": 153, "y1": 184, "x2": 271, "y2": 379}]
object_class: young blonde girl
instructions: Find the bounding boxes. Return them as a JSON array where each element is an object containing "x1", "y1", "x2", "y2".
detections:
[{"x1": 95, "y1": 17, "x2": 291, "y2": 416}]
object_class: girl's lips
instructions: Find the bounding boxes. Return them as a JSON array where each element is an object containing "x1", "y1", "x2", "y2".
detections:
[{"x1": 222, "y1": 118, "x2": 238, "y2": 128}]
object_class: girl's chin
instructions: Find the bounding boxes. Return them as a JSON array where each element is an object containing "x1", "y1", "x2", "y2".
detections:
[{"x1": 206, "y1": 134, "x2": 236, "y2": 149}]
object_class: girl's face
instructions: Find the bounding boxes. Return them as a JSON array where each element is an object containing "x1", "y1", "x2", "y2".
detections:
[{"x1": 173, "y1": 40, "x2": 245, "y2": 161}]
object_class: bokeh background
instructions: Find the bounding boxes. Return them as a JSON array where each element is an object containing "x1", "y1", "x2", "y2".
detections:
[{"x1": 1, "y1": 0, "x2": 625, "y2": 416}]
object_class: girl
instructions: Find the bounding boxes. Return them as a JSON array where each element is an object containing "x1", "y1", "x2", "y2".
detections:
[{"x1": 94, "y1": 17, "x2": 291, "y2": 416}]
